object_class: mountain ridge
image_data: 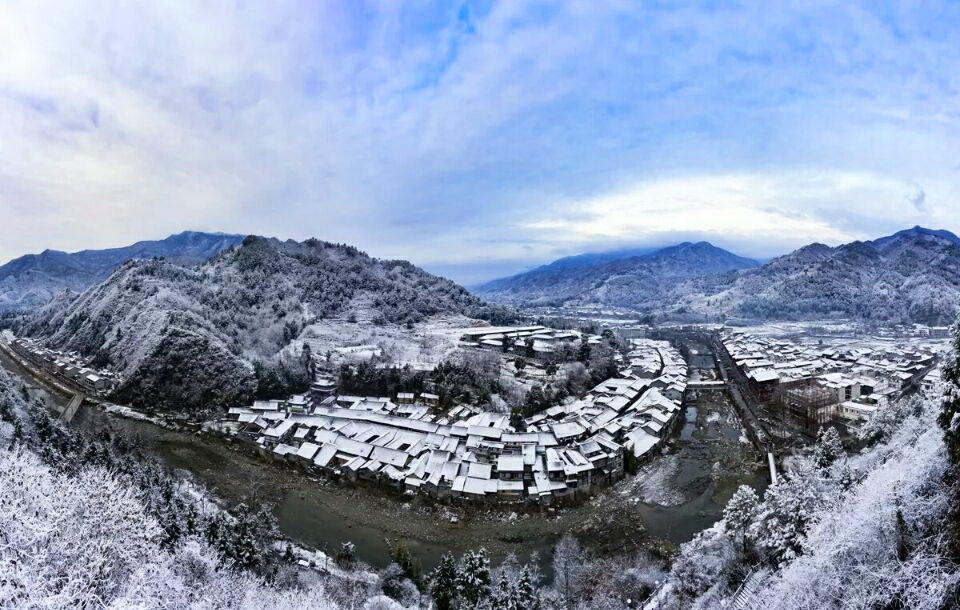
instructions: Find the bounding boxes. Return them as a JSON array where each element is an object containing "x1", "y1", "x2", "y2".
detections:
[
  {"x1": 475, "y1": 226, "x2": 960, "y2": 325},
  {"x1": 474, "y1": 240, "x2": 759, "y2": 306},
  {"x1": 0, "y1": 231, "x2": 245, "y2": 312},
  {"x1": 697, "y1": 226, "x2": 960, "y2": 324}
]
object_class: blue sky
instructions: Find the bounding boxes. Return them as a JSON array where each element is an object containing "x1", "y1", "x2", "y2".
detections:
[{"x1": 1, "y1": 1, "x2": 959, "y2": 284}]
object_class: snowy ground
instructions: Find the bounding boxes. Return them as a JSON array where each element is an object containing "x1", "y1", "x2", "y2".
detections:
[
  {"x1": 623, "y1": 455, "x2": 686, "y2": 507},
  {"x1": 295, "y1": 315, "x2": 479, "y2": 370}
]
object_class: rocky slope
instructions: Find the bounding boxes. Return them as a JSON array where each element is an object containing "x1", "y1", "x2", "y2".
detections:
[
  {"x1": 0, "y1": 231, "x2": 244, "y2": 312},
  {"x1": 20, "y1": 236, "x2": 509, "y2": 413},
  {"x1": 474, "y1": 241, "x2": 759, "y2": 306}
]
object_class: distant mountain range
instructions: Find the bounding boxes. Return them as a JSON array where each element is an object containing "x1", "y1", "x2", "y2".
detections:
[
  {"x1": 19, "y1": 235, "x2": 508, "y2": 413},
  {"x1": 679, "y1": 225, "x2": 960, "y2": 325},
  {"x1": 0, "y1": 231, "x2": 245, "y2": 312},
  {"x1": 475, "y1": 226, "x2": 960, "y2": 325},
  {"x1": 474, "y1": 241, "x2": 760, "y2": 307}
]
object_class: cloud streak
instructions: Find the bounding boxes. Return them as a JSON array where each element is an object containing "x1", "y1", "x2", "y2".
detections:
[{"x1": 0, "y1": 1, "x2": 958, "y2": 283}]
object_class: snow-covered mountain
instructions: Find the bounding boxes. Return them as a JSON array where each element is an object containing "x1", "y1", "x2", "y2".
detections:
[
  {"x1": 474, "y1": 241, "x2": 759, "y2": 306},
  {"x1": 0, "y1": 231, "x2": 244, "y2": 312},
  {"x1": 19, "y1": 236, "x2": 505, "y2": 413},
  {"x1": 476, "y1": 227, "x2": 960, "y2": 325},
  {"x1": 673, "y1": 226, "x2": 960, "y2": 325}
]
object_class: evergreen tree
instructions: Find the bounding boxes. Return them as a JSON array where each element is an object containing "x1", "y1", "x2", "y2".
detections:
[
  {"x1": 429, "y1": 552, "x2": 458, "y2": 610},
  {"x1": 513, "y1": 566, "x2": 541, "y2": 610},
  {"x1": 509, "y1": 408, "x2": 526, "y2": 432},
  {"x1": 723, "y1": 485, "x2": 759, "y2": 534},
  {"x1": 624, "y1": 447, "x2": 639, "y2": 475},
  {"x1": 335, "y1": 541, "x2": 356, "y2": 567},
  {"x1": 812, "y1": 426, "x2": 844, "y2": 469},
  {"x1": 577, "y1": 338, "x2": 591, "y2": 362},
  {"x1": 388, "y1": 538, "x2": 420, "y2": 585},
  {"x1": 456, "y1": 548, "x2": 492, "y2": 607},
  {"x1": 749, "y1": 463, "x2": 825, "y2": 564},
  {"x1": 490, "y1": 576, "x2": 514, "y2": 610}
]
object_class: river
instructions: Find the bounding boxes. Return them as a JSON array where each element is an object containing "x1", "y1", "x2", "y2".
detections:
[{"x1": 1, "y1": 343, "x2": 766, "y2": 577}]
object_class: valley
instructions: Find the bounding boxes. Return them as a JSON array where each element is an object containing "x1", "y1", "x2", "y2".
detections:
[
  {"x1": 1, "y1": 225, "x2": 957, "y2": 609},
  {"x1": 6, "y1": 6, "x2": 960, "y2": 606},
  {"x1": 0, "y1": 327, "x2": 765, "y2": 576}
]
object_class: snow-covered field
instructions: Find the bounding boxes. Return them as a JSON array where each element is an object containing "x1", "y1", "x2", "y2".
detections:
[{"x1": 297, "y1": 314, "x2": 479, "y2": 370}]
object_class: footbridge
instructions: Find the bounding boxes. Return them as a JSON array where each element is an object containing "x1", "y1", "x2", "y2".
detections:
[
  {"x1": 687, "y1": 380, "x2": 728, "y2": 391},
  {"x1": 60, "y1": 392, "x2": 86, "y2": 423}
]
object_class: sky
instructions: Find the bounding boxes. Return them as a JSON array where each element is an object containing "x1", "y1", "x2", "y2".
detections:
[{"x1": 1, "y1": 1, "x2": 959, "y2": 285}]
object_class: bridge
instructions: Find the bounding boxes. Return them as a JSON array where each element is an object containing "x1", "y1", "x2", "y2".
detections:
[
  {"x1": 60, "y1": 392, "x2": 86, "y2": 423},
  {"x1": 687, "y1": 380, "x2": 728, "y2": 391}
]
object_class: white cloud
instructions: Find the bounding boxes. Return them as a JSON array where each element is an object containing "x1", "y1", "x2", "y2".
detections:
[
  {"x1": 0, "y1": 1, "x2": 958, "y2": 283},
  {"x1": 515, "y1": 170, "x2": 947, "y2": 258}
]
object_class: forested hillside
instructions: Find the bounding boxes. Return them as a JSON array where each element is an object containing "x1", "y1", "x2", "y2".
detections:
[
  {"x1": 19, "y1": 236, "x2": 514, "y2": 413},
  {"x1": 0, "y1": 365, "x2": 399, "y2": 607},
  {"x1": 682, "y1": 226, "x2": 960, "y2": 324}
]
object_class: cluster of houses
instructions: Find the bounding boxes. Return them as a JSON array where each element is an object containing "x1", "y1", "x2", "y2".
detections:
[
  {"x1": 719, "y1": 329, "x2": 946, "y2": 423},
  {"x1": 222, "y1": 339, "x2": 688, "y2": 505},
  {"x1": 6, "y1": 337, "x2": 118, "y2": 395},
  {"x1": 456, "y1": 325, "x2": 601, "y2": 356},
  {"x1": 875, "y1": 324, "x2": 952, "y2": 339}
]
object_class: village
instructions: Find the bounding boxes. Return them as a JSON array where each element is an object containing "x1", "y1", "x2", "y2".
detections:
[
  {"x1": 717, "y1": 324, "x2": 948, "y2": 435},
  {"x1": 2, "y1": 335, "x2": 120, "y2": 396},
  {"x1": 221, "y1": 325, "x2": 689, "y2": 506},
  {"x1": 4, "y1": 317, "x2": 949, "y2": 509}
]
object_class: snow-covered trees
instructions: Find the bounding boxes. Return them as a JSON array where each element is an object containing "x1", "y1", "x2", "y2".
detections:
[
  {"x1": 747, "y1": 404, "x2": 958, "y2": 609},
  {"x1": 939, "y1": 321, "x2": 960, "y2": 465},
  {"x1": 811, "y1": 426, "x2": 844, "y2": 469},
  {"x1": 425, "y1": 548, "x2": 544, "y2": 610},
  {"x1": 938, "y1": 320, "x2": 960, "y2": 602},
  {"x1": 552, "y1": 534, "x2": 586, "y2": 603},
  {"x1": 723, "y1": 484, "x2": 759, "y2": 537},
  {"x1": 0, "y1": 448, "x2": 344, "y2": 608},
  {"x1": 0, "y1": 368, "x2": 399, "y2": 608},
  {"x1": 648, "y1": 344, "x2": 960, "y2": 609},
  {"x1": 490, "y1": 564, "x2": 541, "y2": 610},
  {"x1": 428, "y1": 552, "x2": 458, "y2": 610},
  {"x1": 749, "y1": 461, "x2": 830, "y2": 564},
  {"x1": 456, "y1": 548, "x2": 493, "y2": 607}
]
